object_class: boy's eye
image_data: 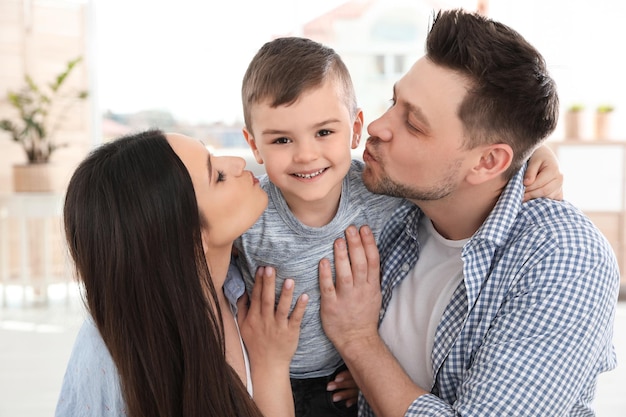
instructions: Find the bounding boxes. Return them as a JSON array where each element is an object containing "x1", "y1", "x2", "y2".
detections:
[
  {"x1": 216, "y1": 170, "x2": 226, "y2": 182},
  {"x1": 316, "y1": 129, "x2": 332, "y2": 137},
  {"x1": 273, "y1": 137, "x2": 291, "y2": 144}
]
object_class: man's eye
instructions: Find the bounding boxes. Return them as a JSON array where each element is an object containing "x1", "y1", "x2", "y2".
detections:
[
  {"x1": 317, "y1": 129, "x2": 332, "y2": 137},
  {"x1": 273, "y1": 137, "x2": 291, "y2": 144},
  {"x1": 406, "y1": 122, "x2": 422, "y2": 134},
  {"x1": 217, "y1": 170, "x2": 226, "y2": 182}
]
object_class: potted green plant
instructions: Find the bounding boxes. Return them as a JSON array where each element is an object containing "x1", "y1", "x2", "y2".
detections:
[
  {"x1": 0, "y1": 56, "x2": 88, "y2": 191},
  {"x1": 564, "y1": 103, "x2": 584, "y2": 140},
  {"x1": 595, "y1": 104, "x2": 615, "y2": 140}
]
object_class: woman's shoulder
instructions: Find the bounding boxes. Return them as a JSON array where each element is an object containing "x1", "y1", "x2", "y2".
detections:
[
  {"x1": 65, "y1": 319, "x2": 113, "y2": 364},
  {"x1": 55, "y1": 318, "x2": 126, "y2": 416}
]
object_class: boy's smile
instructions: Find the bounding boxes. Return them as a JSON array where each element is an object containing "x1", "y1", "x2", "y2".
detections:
[{"x1": 292, "y1": 167, "x2": 328, "y2": 180}]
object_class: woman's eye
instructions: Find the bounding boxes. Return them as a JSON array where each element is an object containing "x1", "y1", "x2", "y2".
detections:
[
  {"x1": 217, "y1": 170, "x2": 226, "y2": 182},
  {"x1": 273, "y1": 137, "x2": 291, "y2": 144}
]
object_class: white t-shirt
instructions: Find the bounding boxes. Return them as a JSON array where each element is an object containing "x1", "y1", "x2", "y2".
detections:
[
  {"x1": 379, "y1": 216, "x2": 467, "y2": 390},
  {"x1": 233, "y1": 307, "x2": 253, "y2": 396}
]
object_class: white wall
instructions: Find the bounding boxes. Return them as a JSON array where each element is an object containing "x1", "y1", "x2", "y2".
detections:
[{"x1": 488, "y1": 0, "x2": 626, "y2": 140}]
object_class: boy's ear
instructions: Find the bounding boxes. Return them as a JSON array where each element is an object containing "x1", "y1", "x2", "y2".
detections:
[
  {"x1": 242, "y1": 128, "x2": 264, "y2": 164},
  {"x1": 351, "y1": 109, "x2": 364, "y2": 149},
  {"x1": 466, "y1": 143, "x2": 513, "y2": 185}
]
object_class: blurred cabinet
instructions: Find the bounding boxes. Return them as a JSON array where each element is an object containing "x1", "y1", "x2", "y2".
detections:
[
  {"x1": 548, "y1": 140, "x2": 626, "y2": 285},
  {"x1": 0, "y1": 193, "x2": 71, "y2": 306}
]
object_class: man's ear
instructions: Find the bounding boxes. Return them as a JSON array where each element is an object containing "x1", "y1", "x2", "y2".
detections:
[
  {"x1": 466, "y1": 143, "x2": 513, "y2": 185},
  {"x1": 242, "y1": 128, "x2": 264, "y2": 164},
  {"x1": 351, "y1": 109, "x2": 365, "y2": 149}
]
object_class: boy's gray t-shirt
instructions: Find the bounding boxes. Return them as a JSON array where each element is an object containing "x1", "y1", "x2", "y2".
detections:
[{"x1": 235, "y1": 159, "x2": 404, "y2": 378}]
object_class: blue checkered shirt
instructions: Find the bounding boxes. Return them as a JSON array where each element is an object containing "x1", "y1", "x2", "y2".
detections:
[{"x1": 358, "y1": 166, "x2": 620, "y2": 416}]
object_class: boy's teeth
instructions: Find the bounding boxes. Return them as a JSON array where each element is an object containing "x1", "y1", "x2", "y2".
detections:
[{"x1": 294, "y1": 168, "x2": 324, "y2": 179}]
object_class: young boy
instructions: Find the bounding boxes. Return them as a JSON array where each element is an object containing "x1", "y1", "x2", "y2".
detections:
[{"x1": 234, "y1": 36, "x2": 562, "y2": 417}]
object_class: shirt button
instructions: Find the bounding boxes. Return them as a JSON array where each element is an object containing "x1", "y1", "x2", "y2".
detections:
[{"x1": 401, "y1": 263, "x2": 410, "y2": 272}]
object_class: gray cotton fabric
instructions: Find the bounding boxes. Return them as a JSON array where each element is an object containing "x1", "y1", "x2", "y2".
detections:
[{"x1": 234, "y1": 160, "x2": 404, "y2": 378}]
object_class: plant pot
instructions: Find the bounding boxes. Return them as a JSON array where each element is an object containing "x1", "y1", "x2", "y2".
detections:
[
  {"x1": 565, "y1": 111, "x2": 583, "y2": 140},
  {"x1": 12, "y1": 163, "x2": 67, "y2": 193},
  {"x1": 595, "y1": 112, "x2": 612, "y2": 140}
]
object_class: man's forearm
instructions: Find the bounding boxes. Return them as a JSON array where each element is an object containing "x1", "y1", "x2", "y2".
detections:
[{"x1": 339, "y1": 333, "x2": 427, "y2": 417}]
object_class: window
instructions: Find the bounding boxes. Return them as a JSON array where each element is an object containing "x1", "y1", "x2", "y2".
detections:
[{"x1": 374, "y1": 54, "x2": 406, "y2": 78}]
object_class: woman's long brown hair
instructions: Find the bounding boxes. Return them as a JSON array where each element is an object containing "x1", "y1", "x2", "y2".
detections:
[{"x1": 63, "y1": 129, "x2": 264, "y2": 417}]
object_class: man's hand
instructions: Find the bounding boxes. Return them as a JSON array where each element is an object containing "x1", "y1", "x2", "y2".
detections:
[
  {"x1": 318, "y1": 225, "x2": 381, "y2": 353},
  {"x1": 320, "y1": 225, "x2": 426, "y2": 417}
]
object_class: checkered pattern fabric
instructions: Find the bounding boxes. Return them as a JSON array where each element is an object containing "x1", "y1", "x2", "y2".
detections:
[{"x1": 358, "y1": 167, "x2": 620, "y2": 416}]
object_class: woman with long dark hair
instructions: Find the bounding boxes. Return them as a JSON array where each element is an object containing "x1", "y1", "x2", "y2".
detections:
[{"x1": 56, "y1": 129, "x2": 307, "y2": 417}]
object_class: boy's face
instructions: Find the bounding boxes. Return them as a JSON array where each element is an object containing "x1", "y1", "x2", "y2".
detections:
[{"x1": 243, "y1": 78, "x2": 363, "y2": 212}]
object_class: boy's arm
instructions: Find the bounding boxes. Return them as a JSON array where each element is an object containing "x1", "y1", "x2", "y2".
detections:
[{"x1": 523, "y1": 144, "x2": 563, "y2": 201}]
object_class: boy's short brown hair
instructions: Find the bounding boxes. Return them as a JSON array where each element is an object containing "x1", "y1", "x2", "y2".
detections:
[{"x1": 241, "y1": 36, "x2": 357, "y2": 131}]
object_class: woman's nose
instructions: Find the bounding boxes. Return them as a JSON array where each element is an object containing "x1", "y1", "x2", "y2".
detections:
[
  {"x1": 229, "y1": 156, "x2": 246, "y2": 174},
  {"x1": 217, "y1": 156, "x2": 246, "y2": 175}
]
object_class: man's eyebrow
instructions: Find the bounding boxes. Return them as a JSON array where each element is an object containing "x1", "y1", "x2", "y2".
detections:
[
  {"x1": 405, "y1": 102, "x2": 431, "y2": 130},
  {"x1": 393, "y1": 83, "x2": 431, "y2": 130}
]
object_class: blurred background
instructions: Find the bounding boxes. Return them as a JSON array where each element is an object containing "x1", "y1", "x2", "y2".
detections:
[{"x1": 0, "y1": 0, "x2": 625, "y2": 415}]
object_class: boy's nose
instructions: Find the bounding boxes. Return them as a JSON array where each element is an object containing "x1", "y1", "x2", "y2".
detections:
[{"x1": 294, "y1": 141, "x2": 319, "y2": 163}]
